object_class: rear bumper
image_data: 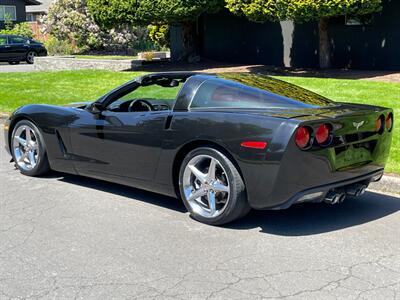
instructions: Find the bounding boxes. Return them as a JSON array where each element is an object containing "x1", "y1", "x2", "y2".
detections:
[{"x1": 267, "y1": 169, "x2": 384, "y2": 210}]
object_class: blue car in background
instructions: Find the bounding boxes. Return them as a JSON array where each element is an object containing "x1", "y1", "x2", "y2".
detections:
[{"x1": 0, "y1": 34, "x2": 47, "y2": 65}]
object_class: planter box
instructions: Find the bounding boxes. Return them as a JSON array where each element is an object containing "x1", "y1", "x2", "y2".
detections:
[{"x1": 137, "y1": 51, "x2": 170, "y2": 60}]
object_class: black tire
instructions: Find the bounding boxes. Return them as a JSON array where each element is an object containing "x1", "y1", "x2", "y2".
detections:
[
  {"x1": 8, "y1": 61, "x2": 20, "y2": 65},
  {"x1": 179, "y1": 147, "x2": 250, "y2": 225},
  {"x1": 11, "y1": 120, "x2": 50, "y2": 177},
  {"x1": 26, "y1": 51, "x2": 36, "y2": 64}
]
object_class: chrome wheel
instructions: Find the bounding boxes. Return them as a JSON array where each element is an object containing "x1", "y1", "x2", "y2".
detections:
[
  {"x1": 27, "y1": 51, "x2": 35, "y2": 64},
  {"x1": 12, "y1": 125, "x2": 40, "y2": 171},
  {"x1": 182, "y1": 155, "x2": 230, "y2": 218}
]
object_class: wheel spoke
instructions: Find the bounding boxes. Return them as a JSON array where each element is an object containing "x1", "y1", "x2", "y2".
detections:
[
  {"x1": 207, "y1": 190, "x2": 216, "y2": 215},
  {"x1": 25, "y1": 128, "x2": 32, "y2": 142},
  {"x1": 18, "y1": 152, "x2": 27, "y2": 163},
  {"x1": 188, "y1": 187, "x2": 206, "y2": 202},
  {"x1": 213, "y1": 181, "x2": 229, "y2": 193},
  {"x1": 16, "y1": 136, "x2": 27, "y2": 146},
  {"x1": 207, "y1": 158, "x2": 217, "y2": 181},
  {"x1": 188, "y1": 165, "x2": 207, "y2": 184},
  {"x1": 27, "y1": 150, "x2": 36, "y2": 166},
  {"x1": 30, "y1": 142, "x2": 38, "y2": 150}
]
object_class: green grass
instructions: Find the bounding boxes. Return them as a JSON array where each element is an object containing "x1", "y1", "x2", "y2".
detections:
[
  {"x1": 0, "y1": 70, "x2": 398, "y2": 173},
  {"x1": 75, "y1": 55, "x2": 138, "y2": 60}
]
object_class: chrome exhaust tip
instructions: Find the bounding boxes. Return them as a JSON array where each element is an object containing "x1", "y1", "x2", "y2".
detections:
[{"x1": 324, "y1": 192, "x2": 345, "y2": 205}]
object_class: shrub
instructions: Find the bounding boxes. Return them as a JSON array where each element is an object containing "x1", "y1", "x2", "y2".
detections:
[
  {"x1": 44, "y1": 36, "x2": 76, "y2": 55},
  {"x1": 43, "y1": 0, "x2": 147, "y2": 53},
  {"x1": 142, "y1": 52, "x2": 155, "y2": 61},
  {"x1": 0, "y1": 22, "x2": 34, "y2": 39},
  {"x1": 147, "y1": 24, "x2": 170, "y2": 49}
]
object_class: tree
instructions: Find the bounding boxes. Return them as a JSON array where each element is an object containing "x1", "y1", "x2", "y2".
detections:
[
  {"x1": 44, "y1": 0, "x2": 146, "y2": 53},
  {"x1": 225, "y1": 0, "x2": 382, "y2": 68},
  {"x1": 87, "y1": 0, "x2": 224, "y2": 59}
]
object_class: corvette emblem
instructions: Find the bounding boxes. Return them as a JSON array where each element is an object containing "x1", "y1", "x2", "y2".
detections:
[{"x1": 353, "y1": 121, "x2": 365, "y2": 130}]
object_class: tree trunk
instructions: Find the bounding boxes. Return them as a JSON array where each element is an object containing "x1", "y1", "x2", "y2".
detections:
[{"x1": 318, "y1": 17, "x2": 331, "y2": 69}]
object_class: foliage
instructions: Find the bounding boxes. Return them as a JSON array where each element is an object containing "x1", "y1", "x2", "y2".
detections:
[
  {"x1": 44, "y1": 36, "x2": 77, "y2": 55},
  {"x1": 147, "y1": 24, "x2": 169, "y2": 49},
  {"x1": 0, "y1": 22, "x2": 34, "y2": 39},
  {"x1": 43, "y1": 0, "x2": 147, "y2": 53},
  {"x1": 141, "y1": 52, "x2": 155, "y2": 61},
  {"x1": 225, "y1": 0, "x2": 382, "y2": 23},
  {"x1": 87, "y1": 0, "x2": 224, "y2": 27}
]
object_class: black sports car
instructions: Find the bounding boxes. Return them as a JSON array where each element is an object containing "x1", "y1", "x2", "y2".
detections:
[
  {"x1": 0, "y1": 35, "x2": 47, "y2": 65},
  {"x1": 3, "y1": 72, "x2": 394, "y2": 225}
]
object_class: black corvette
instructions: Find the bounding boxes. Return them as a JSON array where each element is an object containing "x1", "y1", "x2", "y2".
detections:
[{"x1": 3, "y1": 72, "x2": 394, "y2": 225}]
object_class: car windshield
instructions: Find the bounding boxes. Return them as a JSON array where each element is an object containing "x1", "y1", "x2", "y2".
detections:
[{"x1": 190, "y1": 73, "x2": 334, "y2": 110}]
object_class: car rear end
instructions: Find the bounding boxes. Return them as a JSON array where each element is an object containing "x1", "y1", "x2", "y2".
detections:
[{"x1": 263, "y1": 103, "x2": 394, "y2": 209}]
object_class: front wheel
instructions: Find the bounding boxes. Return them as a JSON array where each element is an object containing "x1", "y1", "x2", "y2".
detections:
[
  {"x1": 26, "y1": 51, "x2": 36, "y2": 64},
  {"x1": 11, "y1": 120, "x2": 50, "y2": 176},
  {"x1": 179, "y1": 147, "x2": 250, "y2": 225}
]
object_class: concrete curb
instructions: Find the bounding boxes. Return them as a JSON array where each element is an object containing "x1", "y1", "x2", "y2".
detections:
[
  {"x1": 369, "y1": 174, "x2": 400, "y2": 196},
  {"x1": 0, "y1": 113, "x2": 398, "y2": 195},
  {"x1": 0, "y1": 113, "x2": 9, "y2": 122}
]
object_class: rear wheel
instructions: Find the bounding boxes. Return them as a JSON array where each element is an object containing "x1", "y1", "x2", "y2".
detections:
[
  {"x1": 26, "y1": 51, "x2": 36, "y2": 64},
  {"x1": 179, "y1": 147, "x2": 250, "y2": 225},
  {"x1": 11, "y1": 120, "x2": 50, "y2": 176}
]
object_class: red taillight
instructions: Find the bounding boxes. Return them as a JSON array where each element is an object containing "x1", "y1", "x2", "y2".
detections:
[
  {"x1": 240, "y1": 141, "x2": 268, "y2": 149},
  {"x1": 386, "y1": 113, "x2": 393, "y2": 131},
  {"x1": 295, "y1": 126, "x2": 311, "y2": 149},
  {"x1": 315, "y1": 124, "x2": 331, "y2": 145},
  {"x1": 376, "y1": 116, "x2": 384, "y2": 133}
]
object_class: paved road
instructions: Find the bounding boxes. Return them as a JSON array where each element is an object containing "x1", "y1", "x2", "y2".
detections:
[
  {"x1": 0, "y1": 62, "x2": 35, "y2": 73},
  {"x1": 0, "y1": 131, "x2": 399, "y2": 299}
]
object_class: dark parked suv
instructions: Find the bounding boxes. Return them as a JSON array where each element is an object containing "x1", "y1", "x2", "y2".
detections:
[{"x1": 0, "y1": 35, "x2": 47, "y2": 65}]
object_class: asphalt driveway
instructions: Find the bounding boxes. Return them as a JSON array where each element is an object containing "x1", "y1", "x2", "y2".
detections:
[
  {"x1": 0, "y1": 62, "x2": 35, "y2": 73},
  {"x1": 0, "y1": 130, "x2": 399, "y2": 299}
]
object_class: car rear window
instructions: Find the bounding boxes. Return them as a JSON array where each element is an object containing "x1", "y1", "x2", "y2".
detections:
[{"x1": 190, "y1": 74, "x2": 333, "y2": 109}]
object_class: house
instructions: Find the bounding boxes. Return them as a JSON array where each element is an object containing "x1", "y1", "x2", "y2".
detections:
[
  {"x1": 171, "y1": 0, "x2": 400, "y2": 71},
  {"x1": 0, "y1": 0, "x2": 40, "y2": 29},
  {"x1": 26, "y1": 0, "x2": 51, "y2": 22}
]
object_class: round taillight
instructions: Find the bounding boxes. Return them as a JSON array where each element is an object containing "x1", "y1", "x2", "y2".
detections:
[
  {"x1": 315, "y1": 124, "x2": 331, "y2": 145},
  {"x1": 295, "y1": 126, "x2": 311, "y2": 149},
  {"x1": 386, "y1": 113, "x2": 393, "y2": 131},
  {"x1": 376, "y1": 116, "x2": 384, "y2": 133}
]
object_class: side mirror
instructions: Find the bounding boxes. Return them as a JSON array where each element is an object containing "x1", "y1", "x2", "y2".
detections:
[{"x1": 90, "y1": 102, "x2": 104, "y2": 114}]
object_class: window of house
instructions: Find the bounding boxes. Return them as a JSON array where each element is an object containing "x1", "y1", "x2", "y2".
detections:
[
  {"x1": 26, "y1": 13, "x2": 36, "y2": 22},
  {"x1": 0, "y1": 6, "x2": 17, "y2": 21}
]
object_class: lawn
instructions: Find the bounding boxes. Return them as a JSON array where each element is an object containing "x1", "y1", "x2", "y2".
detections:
[{"x1": 0, "y1": 70, "x2": 398, "y2": 174}]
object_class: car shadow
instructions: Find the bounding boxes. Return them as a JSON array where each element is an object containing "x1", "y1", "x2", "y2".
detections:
[
  {"x1": 56, "y1": 173, "x2": 187, "y2": 213},
  {"x1": 52, "y1": 173, "x2": 399, "y2": 236},
  {"x1": 229, "y1": 191, "x2": 400, "y2": 236}
]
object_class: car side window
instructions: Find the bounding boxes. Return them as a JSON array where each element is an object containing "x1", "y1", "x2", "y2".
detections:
[
  {"x1": 9, "y1": 36, "x2": 27, "y2": 44},
  {"x1": 0, "y1": 37, "x2": 6, "y2": 45},
  {"x1": 107, "y1": 84, "x2": 182, "y2": 112}
]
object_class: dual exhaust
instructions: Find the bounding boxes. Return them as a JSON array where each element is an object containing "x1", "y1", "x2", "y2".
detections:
[{"x1": 324, "y1": 184, "x2": 367, "y2": 205}]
